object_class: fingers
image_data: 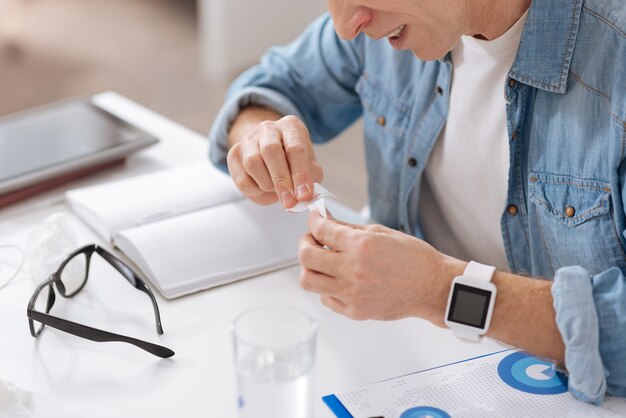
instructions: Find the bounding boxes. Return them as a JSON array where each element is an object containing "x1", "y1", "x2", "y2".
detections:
[
  {"x1": 320, "y1": 295, "x2": 347, "y2": 315},
  {"x1": 259, "y1": 125, "x2": 297, "y2": 208},
  {"x1": 227, "y1": 144, "x2": 268, "y2": 198},
  {"x1": 228, "y1": 115, "x2": 323, "y2": 209},
  {"x1": 240, "y1": 137, "x2": 273, "y2": 192},
  {"x1": 299, "y1": 268, "x2": 345, "y2": 296},
  {"x1": 310, "y1": 160, "x2": 324, "y2": 184},
  {"x1": 248, "y1": 191, "x2": 280, "y2": 205},
  {"x1": 281, "y1": 116, "x2": 316, "y2": 201},
  {"x1": 307, "y1": 211, "x2": 364, "y2": 251},
  {"x1": 299, "y1": 233, "x2": 343, "y2": 277}
]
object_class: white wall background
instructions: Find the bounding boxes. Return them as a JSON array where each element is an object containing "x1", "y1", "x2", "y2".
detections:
[{"x1": 199, "y1": 0, "x2": 328, "y2": 82}]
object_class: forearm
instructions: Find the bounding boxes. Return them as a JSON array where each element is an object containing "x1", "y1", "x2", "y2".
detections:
[
  {"x1": 441, "y1": 257, "x2": 565, "y2": 364},
  {"x1": 227, "y1": 106, "x2": 281, "y2": 148}
]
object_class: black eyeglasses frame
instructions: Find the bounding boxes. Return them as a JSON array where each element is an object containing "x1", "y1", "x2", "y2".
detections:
[{"x1": 27, "y1": 244, "x2": 174, "y2": 358}]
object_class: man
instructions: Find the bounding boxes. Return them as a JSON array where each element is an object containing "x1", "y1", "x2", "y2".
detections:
[{"x1": 209, "y1": 0, "x2": 626, "y2": 404}]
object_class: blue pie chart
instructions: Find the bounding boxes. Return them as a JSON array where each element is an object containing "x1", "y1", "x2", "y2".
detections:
[
  {"x1": 498, "y1": 351, "x2": 568, "y2": 395},
  {"x1": 400, "y1": 406, "x2": 451, "y2": 418}
]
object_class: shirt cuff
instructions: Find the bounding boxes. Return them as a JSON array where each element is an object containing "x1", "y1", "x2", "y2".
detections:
[
  {"x1": 208, "y1": 86, "x2": 304, "y2": 173},
  {"x1": 552, "y1": 265, "x2": 607, "y2": 405}
]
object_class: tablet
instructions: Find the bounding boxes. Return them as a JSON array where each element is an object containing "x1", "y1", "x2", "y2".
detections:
[{"x1": 0, "y1": 97, "x2": 159, "y2": 196}]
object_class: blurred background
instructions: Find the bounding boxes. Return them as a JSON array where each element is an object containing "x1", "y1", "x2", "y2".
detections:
[{"x1": 0, "y1": 0, "x2": 366, "y2": 209}]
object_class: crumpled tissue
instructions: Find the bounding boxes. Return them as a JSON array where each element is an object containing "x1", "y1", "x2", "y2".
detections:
[
  {"x1": 24, "y1": 212, "x2": 78, "y2": 283},
  {"x1": 0, "y1": 378, "x2": 33, "y2": 418},
  {"x1": 287, "y1": 183, "x2": 336, "y2": 219}
]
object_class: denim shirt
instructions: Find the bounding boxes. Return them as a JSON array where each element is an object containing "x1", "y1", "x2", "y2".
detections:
[{"x1": 208, "y1": 0, "x2": 626, "y2": 405}]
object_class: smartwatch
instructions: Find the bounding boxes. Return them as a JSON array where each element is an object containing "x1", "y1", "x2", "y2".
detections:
[{"x1": 444, "y1": 261, "x2": 497, "y2": 342}]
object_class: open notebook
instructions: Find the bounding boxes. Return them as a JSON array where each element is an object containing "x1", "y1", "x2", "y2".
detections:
[{"x1": 65, "y1": 163, "x2": 317, "y2": 299}]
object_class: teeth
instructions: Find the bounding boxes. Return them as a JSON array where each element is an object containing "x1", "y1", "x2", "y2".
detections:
[{"x1": 386, "y1": 25, "x2": 406, "y2": 39}]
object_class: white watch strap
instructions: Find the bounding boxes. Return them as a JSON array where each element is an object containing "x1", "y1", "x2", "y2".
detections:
[
  {"x1": 454, "y1": 329, "x2": 482, "y2": 343},
  {"x1": 463, "y1": 261, "x2": 496, "y2": 283}
]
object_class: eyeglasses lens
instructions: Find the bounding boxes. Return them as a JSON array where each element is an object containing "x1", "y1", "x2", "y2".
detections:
[
  {"x1": 60, "y1": 252, "x2": 88, "y2": 295},
  {"x1": 32, "y1": 284, "x2": 52, "y2": 334}
]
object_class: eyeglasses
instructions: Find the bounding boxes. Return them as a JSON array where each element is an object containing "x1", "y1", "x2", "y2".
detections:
[{"x1": 27, "y1": 244, "x2": 174, "y2": 358}]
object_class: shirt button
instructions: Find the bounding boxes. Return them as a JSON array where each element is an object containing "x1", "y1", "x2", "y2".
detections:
[
  {"x1": 407, "y1": 157, "x2": 417, "y2": 167},
  {"x1": 565, "y1": 206, "x2": 576, "y2": 217},
  {"x1": 507, "y1": 204, "x2": 518, "y2": 216},
  {"x1": 508, "y1": 78, "x2": 517, "y2": 88},
  {"x1": 436, "y1": 86, "x2": 444, "y2": 95},
  {"x1": 377, "y1": 116, "x2": 386, "y2": 126}
]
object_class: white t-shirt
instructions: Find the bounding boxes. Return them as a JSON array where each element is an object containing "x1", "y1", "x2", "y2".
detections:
[{"x1": 418, "y1": 12, "x2": 528, "y2": 271}]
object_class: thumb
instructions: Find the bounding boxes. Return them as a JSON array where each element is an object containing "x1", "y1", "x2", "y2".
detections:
[{"x1": 323, "y1": 208, "x2": 367, "y2": 230}]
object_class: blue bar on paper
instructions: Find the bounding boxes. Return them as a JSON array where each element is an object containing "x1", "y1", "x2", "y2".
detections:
[{"x1": 322, "y1": 394, "x2": 354, "y2": 418}]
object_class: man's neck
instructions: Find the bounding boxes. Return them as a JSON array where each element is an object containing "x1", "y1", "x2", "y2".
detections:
[{"x1": 467, "y1": 0, "x2": 531, "y2": 41}]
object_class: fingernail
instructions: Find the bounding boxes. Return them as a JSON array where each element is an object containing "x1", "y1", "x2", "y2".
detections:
[
  {"x1": 281, "y1": 191, "x2": 294, "y2": 207},
  {"x1": 297, "y1": 184, "x2": 309, "y2": 200}
]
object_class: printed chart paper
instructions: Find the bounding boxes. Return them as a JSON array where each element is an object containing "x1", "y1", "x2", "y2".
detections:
[{"x1": 323, "y1": 350, "x2": 626, "y2": 418}]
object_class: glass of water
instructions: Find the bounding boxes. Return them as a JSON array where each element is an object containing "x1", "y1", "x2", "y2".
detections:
[{"x1": 232, "y1": 306, "x2": 318, "y2": 418}]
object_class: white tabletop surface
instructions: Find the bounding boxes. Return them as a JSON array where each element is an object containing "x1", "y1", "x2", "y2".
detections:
[{"x1": 0, "y1": 92, "x2": 509, "y2": 418}]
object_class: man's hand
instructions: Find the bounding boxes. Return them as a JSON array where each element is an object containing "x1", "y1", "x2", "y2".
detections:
[
  {"x1": 226, "y1": 108, "x2": 323, "y2": 208},
  {"x1": 298, "y1": 211, "x2": 454, "y2": 323},
  {"x1": 299, "y1": 212, "x2": 566, "y2": 364}
]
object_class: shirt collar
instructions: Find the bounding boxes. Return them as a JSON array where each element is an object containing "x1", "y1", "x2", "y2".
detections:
[{"x1": 509, "y1": 0, "x2": 583, "y2": 94}]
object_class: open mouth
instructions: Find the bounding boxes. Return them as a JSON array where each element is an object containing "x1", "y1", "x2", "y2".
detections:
[{"x1": 385, "y1": 24, "x2": 406, "y2": 41}]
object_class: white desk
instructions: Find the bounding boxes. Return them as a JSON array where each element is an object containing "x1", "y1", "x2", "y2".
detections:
[{"x1": 0, "y1": 93, "x2": 506, "y2": 417}]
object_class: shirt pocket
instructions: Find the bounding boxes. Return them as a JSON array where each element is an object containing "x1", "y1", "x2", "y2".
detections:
[
  {"x1": 528, "y1": 172, "x2": 625, "y2": 275},
  {"x1": 356, "y1": 74, "x2": 411, "y2": 141}
]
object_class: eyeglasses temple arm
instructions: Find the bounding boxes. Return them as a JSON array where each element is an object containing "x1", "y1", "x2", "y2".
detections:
[
  {"x1": 97, "y1": 247, "x2": 165, "y2": 335},
  {"x1": 28, "y1": 309, "x2": 174, "y2": 358},
  {"x1": 137, "y1": 280, "x2": 165, "y2": 335}
]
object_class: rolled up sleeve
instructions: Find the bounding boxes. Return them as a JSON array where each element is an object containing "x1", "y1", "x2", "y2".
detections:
[
  {"x1": 208, "y1": 87, "x2": 304, "y2": 173},
  {"x1": 552, "y1": 265, "x2": 626, "y2": 405}
]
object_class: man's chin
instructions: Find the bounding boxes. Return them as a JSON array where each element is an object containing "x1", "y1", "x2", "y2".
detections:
[{"x1": 411, "y1": 48, "x2": 450, "y2": 62}]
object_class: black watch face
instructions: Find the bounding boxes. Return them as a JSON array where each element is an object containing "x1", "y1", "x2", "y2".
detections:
[{"x1": 447, "y1": 283, "x2": 492, "y2": 328}]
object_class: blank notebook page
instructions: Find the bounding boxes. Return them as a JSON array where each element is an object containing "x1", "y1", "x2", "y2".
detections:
[{"x1": 115, "y1": 199, "x2": 308, "y2": 297}]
